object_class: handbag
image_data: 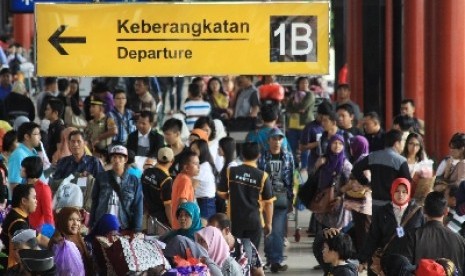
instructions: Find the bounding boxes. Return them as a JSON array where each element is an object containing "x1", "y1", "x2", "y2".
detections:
[
  {"x1": 309, "y1": 185, "x2": 335, "y2": 214},
  {"x1": 297, "y1": 168, "x2": 320, "y2": 208},
  {"x1": 101, "y1": 235, "x2": 170, "y2": 276},
  {"x1": 64, "y1": 105, "x2": 87, "y2": 130},
  {"x1": 370, "y1": 205, "x2": 422, "y2": 275}
]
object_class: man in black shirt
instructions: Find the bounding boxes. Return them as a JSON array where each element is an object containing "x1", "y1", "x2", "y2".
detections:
[
  {"x1": 44, "y1": 98, "x2": 65, "y2": 160},
  {"x1": 363, "y1": 112, "x2": 385, "y2": 152},
  {"x1": 141, "y1": 147, "x2": 174, "y2": 227}
]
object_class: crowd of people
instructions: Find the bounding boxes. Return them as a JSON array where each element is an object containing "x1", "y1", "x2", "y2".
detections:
[{"x1": 0, "y1": 61, "x2": 464, "y2": 276}]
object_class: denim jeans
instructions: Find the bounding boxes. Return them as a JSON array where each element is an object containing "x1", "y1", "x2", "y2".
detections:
[{"x1": 264, "y1": 207, "x2": 288, "y2": 264}]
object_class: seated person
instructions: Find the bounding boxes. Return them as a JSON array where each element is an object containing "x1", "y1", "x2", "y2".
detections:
[
  {"x1": 161, "y1": 202, "x2": 202, "y2": 243},
  {"x1": 196, "y1": 226, "x2": 243, "y2": 276},
  {"x1": 48, "y1": 207, "x2": 92, "y2": 275},
  {"x1": 208, "y1": 213, "x2": 264, "y2": 276},
  {"x1": 164, "y1": 235, "x2": 223, "y2": 276}
]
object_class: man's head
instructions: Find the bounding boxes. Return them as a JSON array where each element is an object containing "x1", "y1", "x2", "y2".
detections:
[
  {"x1": 0, "y1": 68, "x2": 12, "y2": 87},
  {"x1": 11, "y1": 229, "x2": 40, "y2": 265},
  {"x1": 261, "y1": 104, "x2": 278, "y2": 124},
  {"x1": 44, "y1": 99, "x2": 64, "y2": 121},
  {"x1": 157, "y1": 147, "x2": 174, "y2": 166},
  {"x1": 68, "y1": 130, "x2": 86, "y2": 158},
  {"x1": 179, "y1": 150, "x2": 200, "y2": 177},
  {"x1": 57, "y1": 78, "x2": 70, "y2": 94},
  {"x1": 17, "y1": 122, "x2": 41, "y2": 149},
  {"x1": 268, "y1": 128, "x2": 284, "y2": 154},
  {"x1": 363, "y1": 112, "x2": 381, "y2": 135},
  {"x1": 137, "y1": 111, "x2": 154, "y2": 135},
  {"x1": 207, "y1": 213, "x2": 232, "y2": 238},
  {"x1": 12, "y1": 184, "x2": 37, "y2": 214},
  {"x1": 392, "y1": 115, "x2": 415, "y2": 132},
  {"x1": 162, "y1": 118, "x2": 183, "y2": 145},
  {"x1": 134, "y1": 77, "x2": 150, "y2": 96},
  {"x1": 400, "y1": 99, "x2": 416, "y2": 117},
  {"x1": 241, "y1": 142, "x2": 260, "y2": 161},
  {"x1": 109, "y1": 145, "x2": 128, "y2": 171},
  {"x1": 188, "y1": 83, "x2": 202, "y2": 99},
  {"x1": 336, "y1": 84, "x2": 351, "y2": 102},
  {"x1": 113, "y1": 89, "x2": 127, "y2": 110},
  {"x1": 238, "y1": 75, "x2": 253, "y2": 88},
  {"x1": 90, "y1": 97, "x2": 105, "y2": 118},
  {"x1": 21, "y1": 156, "x2": 43, "y2": 180},
  {"x1": 194, "y1": 116, "x2": 216, "y2": 141},
  {"x1": 317, "y1": 100, "x2": 334, "y2": 121},
  {"x1": 424, "y1": 191, "x2": 448, "y2": 220},
  {"x1": 385, "y1": 129, "x2": 403, "y2": 153},
  {"x1": 321, "y1": 111, "x2": 338, "y2": 132},
  {"x1": 336, "y1": 104, "x2": 355, "y2": 129},
  {"x1": 44, "y1": 77, "x2": 57, "y2": 92}
]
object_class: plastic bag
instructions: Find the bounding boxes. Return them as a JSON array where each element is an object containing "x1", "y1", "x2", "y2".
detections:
[{"x1": 53, "y1": 240, "x2": 85, "y2": 276}]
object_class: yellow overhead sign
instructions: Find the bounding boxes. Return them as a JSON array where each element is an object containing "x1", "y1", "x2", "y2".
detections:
[{"x1": 36, "y1": 2, "x2": 329, "y2": 76}]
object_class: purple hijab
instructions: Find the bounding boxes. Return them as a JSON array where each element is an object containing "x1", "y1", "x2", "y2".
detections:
[
  {"x1": 350, "y1": 135, "x2": 370, "y2": 163},
  {"x1": 319, "y1": 134, "x2": 345, "y2": 189}
]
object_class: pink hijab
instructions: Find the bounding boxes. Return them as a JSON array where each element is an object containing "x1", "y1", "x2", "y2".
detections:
[{"x1": 195, "y1": 226, "x2": 230, "y2": 266}]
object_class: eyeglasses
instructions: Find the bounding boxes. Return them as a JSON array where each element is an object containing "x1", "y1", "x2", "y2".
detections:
[{"x1": 408, "y1": 142, "x2": 420, "y2": 147}]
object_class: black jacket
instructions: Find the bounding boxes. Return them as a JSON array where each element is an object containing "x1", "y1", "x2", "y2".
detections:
[
  {"x1": 1, "y1": 92, "x2": 35, "y2": 122},
  {"x1": 398, "y1": 220, "x2": 465, "y2": 275},
  {"x1": 126, "y1": 129, "x2": 165, "y2": 157},
  {"x1": 358, "y1": 201, "x2": 424, "y2": 263},
  {"x1": 325, "y1": 263, "x2": 358, "y2": 276}
]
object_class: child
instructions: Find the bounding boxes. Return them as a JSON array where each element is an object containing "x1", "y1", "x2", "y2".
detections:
[
  {"x1": 170, "y1": 150, "x2": 200, "y2": 229},
  {"x1": 322, "y1": 232, "x2": 358, "y2": 276}
]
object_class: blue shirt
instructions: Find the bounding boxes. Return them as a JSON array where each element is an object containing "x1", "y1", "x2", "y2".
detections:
[
  {"x1": 53, "y1": 154, "x2": 104, "y2": 180},
  {"x1": 245, "y1": 126, "x2": 291, "y2": 152},
  {"x1": 108, "y1": 108, "x2": 136, "y2": 145},
  {"x1": 0, "y1": 84, "x2": 12, "y2": 101},
  {"x1": 8, "y1": 143, "x2": 38, "y2": 184}
]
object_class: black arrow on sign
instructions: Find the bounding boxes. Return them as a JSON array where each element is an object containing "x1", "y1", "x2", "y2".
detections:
[{"x1": 48, "y1": 25, "x2": 86, "y2": 55}]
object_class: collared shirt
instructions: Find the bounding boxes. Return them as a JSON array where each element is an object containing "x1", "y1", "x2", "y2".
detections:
[
  {"x1": 138, "y1": 131, "x2": 151, "y2": 147},
  {"x1": 8, "y1": 143, "x2": 37, "y2": 184},
  {"x1": 53, "y1": 154, "x2": 104, "y2": 180},
  {"x1": 257, "y1": 150, "x2": 295, "y2": 200},
  {"x1": 392, "y1": 202, "x2": 408, "y2": 225}
]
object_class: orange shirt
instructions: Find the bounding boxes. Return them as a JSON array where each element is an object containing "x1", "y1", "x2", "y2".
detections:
[{"x1": 170, "y1": 173, "x2": 195, "y2": 229}]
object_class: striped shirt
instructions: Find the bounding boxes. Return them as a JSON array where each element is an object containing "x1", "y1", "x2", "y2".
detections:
[{"x1": 182, "y1": 100, "x2": 211, "y2": 130}]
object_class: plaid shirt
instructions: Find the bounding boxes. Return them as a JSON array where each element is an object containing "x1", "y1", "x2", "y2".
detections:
[
  {"x1": 257, "y1": 149, "x2": 295, "y2": 200},
  {"x1": 108, "y1": 108, "x2": 136, "y2": 145}
]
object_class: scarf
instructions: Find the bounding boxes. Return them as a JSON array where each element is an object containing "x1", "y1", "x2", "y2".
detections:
[
  {"x1": 350, "y1": 135, "x2": 370, "y2": 164},
  {"x1": 195, "y1": 226, "x2": 230, "y2": 267},
  {"x1": 174, "y1": 202, "x2": 202, "y2": 240},
  {"x1": 319, "y1": 134, "x2": 345, "y2": 189},
  {"x1": 390, "y1": 178, "x2": 412, "y2": 206}
]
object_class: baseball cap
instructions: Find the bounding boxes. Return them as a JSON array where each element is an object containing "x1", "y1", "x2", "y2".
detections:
[
  {"x1": 158, "y1": 147, "x2": 174, "y2": 163},
  {"x1": 416, "y1": 259, "x2": 446, "y2": 276},
  {"x1": 269, "y1": 127, "x2": 285, "y2": 138},
  {"x1": 109, "y1": 145, "x2": 128, "y2": 156}
]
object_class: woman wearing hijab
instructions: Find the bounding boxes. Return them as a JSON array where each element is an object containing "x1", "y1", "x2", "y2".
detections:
[
  {"x1": 195, "y1": 226, "x2": 242, "y2": 276},
  {"x1": 344, "y1": 135, "x2": 372, "y2": 253},
  {"x1": 48, "y1": 207, "x2": 93, "y2": 275},
  {"x1": 161, "y1": 202, "x2": 202, "y2": 243},
  {"x1": 85, "y1": 214, "x2": 120, "y2": 275},
  {"x1": 164, "y1": 235, "x2": 223, "y2": 276},
  {"x1": 357, "y1": 178, "x2": 424, "y2": 274},
  {"x1": 314, "y1": 134, "x2": 353, "y2": 229}
]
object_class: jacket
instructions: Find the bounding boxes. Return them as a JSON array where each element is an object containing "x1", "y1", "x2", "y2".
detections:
[
  {"x1": 90, "y1": 170, "x2": 143, "y2": 232},
  {"x1": 126, "y1": 129, "x2": 165, "y2": 157},
  {"x1": 358, "y1": 201, "x2": 424, "y2": 263},
  {"x1": 352, "y1": 148, "x2": 412, "y2": 201},
  {"x1": 257, "y1": 149, "x2": 295, "y2": 200}
]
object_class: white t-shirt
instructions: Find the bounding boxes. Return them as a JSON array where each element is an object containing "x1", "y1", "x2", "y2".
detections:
[
  {"x1": 209, "y1": 140, "x2": 224, "y2": 172},
  {"x1": 194, "y1": 162, "x2": 216, "y2": 198},
  {"x1": 107, "y1": 176, "x2": 121, "y2": 217}
]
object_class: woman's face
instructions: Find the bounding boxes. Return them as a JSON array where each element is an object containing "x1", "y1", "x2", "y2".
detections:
[
  {"x1": 178, "y1": 209, "x2": 193, "y2": 230},
  {"x1": 407, "y1": 137, "x2": 421, "y2": 156},
  {"x1": 331, "y1": 140, "x2": 344, "y2": 154},
  {"x1": 69, "y1": 82, "x2": 78, "y2": 95},
  {"x1": 450, "y1": 145, "x2": 465, "y2": 159},
  {"x1": 393, "y1": 184, "x2": 409, "y2": 205},
  {"x1": 209, "y1": 80, "x2": 221, "y2": 93},
  {"x1": 67, "y1": 212, "x2": 81, "y2": 235}
]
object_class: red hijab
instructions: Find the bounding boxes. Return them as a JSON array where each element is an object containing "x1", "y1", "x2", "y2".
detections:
[{"x1": 390, "y1": 178, "x2": 412, "y2": 206}]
